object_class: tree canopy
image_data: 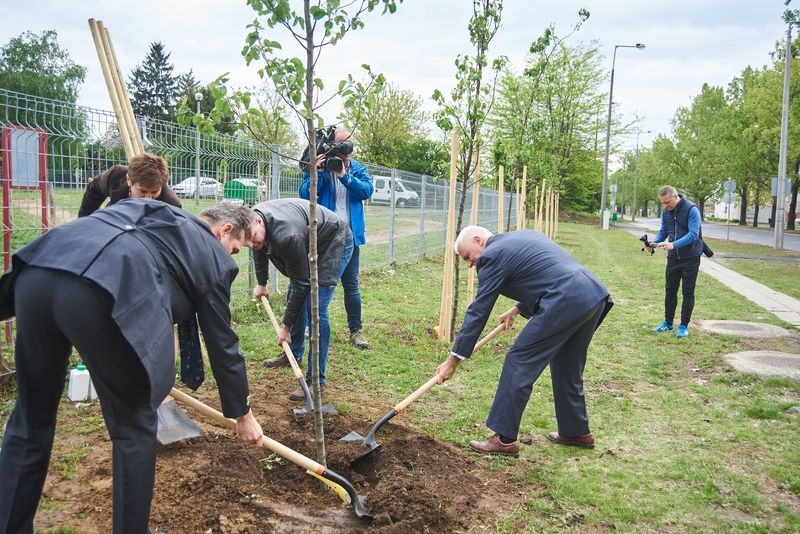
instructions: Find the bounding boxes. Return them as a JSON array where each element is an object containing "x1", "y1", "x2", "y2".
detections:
[{"x1": 0, "y1": 30, "x2": 86, "y2": 102}]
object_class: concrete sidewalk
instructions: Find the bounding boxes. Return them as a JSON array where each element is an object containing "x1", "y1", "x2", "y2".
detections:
[{"x1": 699, "y1": 258, "x2": 800, "y2": 328}]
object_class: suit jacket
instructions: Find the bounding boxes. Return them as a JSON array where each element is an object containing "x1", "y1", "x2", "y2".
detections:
[
  {"x1": 452, "y1": 230, "x2": 613, "y2": 358},
  {"x1": 0, "y1": 199, "x2": 250, "y2": 416},
  {"x1": 252, "y1": 198, "x2": 351, "y2": 328},
  {"x1": 78, "y1": 165, "x2": 182, "y2": 217}
]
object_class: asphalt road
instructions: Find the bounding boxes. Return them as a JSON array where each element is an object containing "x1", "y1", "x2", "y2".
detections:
[{"x1": 626, "y1": 217, "x2": 800, "y2": 252}]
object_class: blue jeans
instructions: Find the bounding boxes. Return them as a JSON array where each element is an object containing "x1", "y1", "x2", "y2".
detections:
[
  {"x1": 341, "y1": 245, "x2": 363, "y2": 333},
  {"x1": 287, "y1": 240, "x2": 354, "y2": 385}
]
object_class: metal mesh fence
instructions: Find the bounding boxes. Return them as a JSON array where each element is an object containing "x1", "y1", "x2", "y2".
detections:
[{"x1": 0, "y1": 87, "x2": 519, "y2": 295}]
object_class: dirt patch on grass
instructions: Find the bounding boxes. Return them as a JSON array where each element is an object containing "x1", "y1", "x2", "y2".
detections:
[{"x1": 31, "y1": 374, "x2": 523, "y2": 533}]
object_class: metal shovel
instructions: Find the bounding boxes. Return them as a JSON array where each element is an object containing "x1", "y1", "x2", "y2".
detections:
[
  {"x1": 156, "y1": 395, "x2": 203, "y2": 444},
  {"x1": 156, "y1": 328, "x2": 205, "y2": 444},
  {"x1": 340, "y1": 322, "x2": 506, "y2": 462},
  {"x1": 169, "y1": 387, "x2": 370, "y2": 520},
  {"x1": 259, "y1": 296, "x2": 336, "y2": 415}
]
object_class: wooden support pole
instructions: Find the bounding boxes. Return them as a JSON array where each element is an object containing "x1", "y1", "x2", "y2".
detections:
[
  {"x1": 514, "y1": 177, "x2": 520, "y2": 230},
  {"x1": 532, "y1": 185, "x2": 539, "y2": 231},
  {"x1": 497, "y1": 166, "x2": 504, "y2": 233},
  {"x1": 520, "y1": 166, "x2": 527, "y2": 230},
  {"x1": 544, "y1": 187, "x2": 551, "y2": 238},
  {"x1": 555, "y1": 192, "x2": 560, "y2": 238},
  {"x1": 537, "y1": 180, "x2": 546, "y2": 232},
  {"x1": 438, "y1": 132, "x2": 459, "y2": 341},
  {"x1": 100, "y1": 23, "x2": 143, "y2": 155},
  {"x1": 466, "y1": 148, "x2": 481, "y2": 305},
  {"x1": 89, "y1": 19, "x2": 135, "y2": 160}
]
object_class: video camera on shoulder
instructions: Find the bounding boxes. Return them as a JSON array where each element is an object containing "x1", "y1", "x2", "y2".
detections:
[
  {"x1": 640, "y1": 234, "x2": 655, "y2": 255},
  {"x1": 299, "y1": 126, "x2": 354, "y2": 174}
]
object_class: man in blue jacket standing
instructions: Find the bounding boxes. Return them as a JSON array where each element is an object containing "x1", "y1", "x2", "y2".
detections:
[
  {"x1": 436, "y1": 226, "x2": 613, "y2": 456},
  {"x1": 651, "y1": 185, "x2": 705, "y2": 339},
  {"x1": 263, "y1": 128, "x2": 373, "y2": 372}
]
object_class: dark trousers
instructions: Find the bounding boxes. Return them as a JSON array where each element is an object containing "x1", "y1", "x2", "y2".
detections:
[
  {"x1": 0, "y1": 268, "x2": 156, "y2": 534},
  {"x1": 486, "y1": 299, "x2": 607, "y2": 440},
  {"x1": 664, "y1": 255, "x2": 701, "y2": 326}
]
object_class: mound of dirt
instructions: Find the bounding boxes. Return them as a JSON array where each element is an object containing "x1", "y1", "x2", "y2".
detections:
[{"x1": 32, "y1": 377, "x2": 523, "y2": 533}]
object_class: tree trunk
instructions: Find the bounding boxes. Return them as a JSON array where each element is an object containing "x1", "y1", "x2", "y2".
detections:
[
  {"x1": 303, "y1": 0, "x2": 326, "y2": 468},
  {"x1": 788, "y1": 178, "x2": 798, "y2": 231},
  {"x1": 770, "y1": 197, "x2": 777, "y2": 229},
  {"x1": 753, "y1": 203, "x2": 760, "y2": 228},
  {"x1": 738, "y1": 187, "x2": 747, "y2": 225}
]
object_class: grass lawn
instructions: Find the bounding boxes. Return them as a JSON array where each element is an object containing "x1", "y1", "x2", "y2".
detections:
[
  {"x1": 312, "y1": 221, "x2": 798, "y2": 532},
  {"x1": 2, "y1": 220, "x2": 799, "y2": 532}
]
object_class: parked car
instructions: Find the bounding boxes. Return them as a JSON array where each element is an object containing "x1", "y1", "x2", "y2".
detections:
[
  {"x1": 371, "y1": 175, "x2": 419, "y2": 208},
  {"x1": 172, "y1": 176, "x2": 220, "y2": 198}
]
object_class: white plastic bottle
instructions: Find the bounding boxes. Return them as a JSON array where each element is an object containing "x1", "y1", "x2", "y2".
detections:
[{"x1": 67, "y1": 364, "x2": 92, "y2": 402}]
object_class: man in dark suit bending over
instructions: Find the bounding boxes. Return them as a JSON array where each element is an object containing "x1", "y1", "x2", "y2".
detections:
[
  {"x1": 0, "y1": 200, "x2": 263, "y2": 534},
  {"x1": 436, "y1": 226, "x2": 613, "y2": 457}
]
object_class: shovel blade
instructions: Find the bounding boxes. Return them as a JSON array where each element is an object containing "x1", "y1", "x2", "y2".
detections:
[
  {"x1": 156, "y1": 399, "x2": 203, "y2": 445},
  {"x1": 339, "y1": 430, "x2": 367, "y2": 443},
  {"x1": 292, "y1": 402, "x2": 337, "y2": 416}
]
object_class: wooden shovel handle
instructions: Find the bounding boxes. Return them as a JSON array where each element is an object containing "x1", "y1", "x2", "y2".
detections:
[
  {"x1": 259, "y1": 296, "x2": 304, "y2": 379},
  {"x1": 169, "y1": 387, "x2": 325, "y2": 475},
  {"x1": 395, "y1": 322, "x2": 507, "y2": 413}
]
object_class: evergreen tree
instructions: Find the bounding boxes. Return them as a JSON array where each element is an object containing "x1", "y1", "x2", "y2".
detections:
[{"x1": 128, "y1": 42, "x2": 179, "y2": 122}]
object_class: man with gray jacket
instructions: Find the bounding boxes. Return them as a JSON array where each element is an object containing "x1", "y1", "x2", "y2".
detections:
[{"x1": 249, "y1": 199, "x2": 353, "y2": 401}]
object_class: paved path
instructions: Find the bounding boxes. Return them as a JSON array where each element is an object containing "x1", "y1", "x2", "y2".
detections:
[
  {"x1": 620, "y1": 225, "x2": 800, "y2": 328},
  {"x1": 699, "y1": 258, "x2": 800, "y2": 328}
]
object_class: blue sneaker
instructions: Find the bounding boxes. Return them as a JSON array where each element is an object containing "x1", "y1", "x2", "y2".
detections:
[
  {"x1": 653, "y1": 321, "x2": 673, "y2": 333},
  {"x1": 676, "y1": 325, "x2": 688, "y2": 339}
]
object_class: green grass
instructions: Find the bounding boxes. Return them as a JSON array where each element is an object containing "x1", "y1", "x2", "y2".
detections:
[
  {"x1": 319, "y1": 221, "x2": 799, "y2": 532},
  {"x1": 3, "y1": 220, "x2": 800, "y2": 532}
]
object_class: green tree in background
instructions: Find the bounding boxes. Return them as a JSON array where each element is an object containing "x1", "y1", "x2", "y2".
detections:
[
  {"x1": 656, "y1": 84, "x2": 731, "y2": 217},
  {"x1": 0, "y1": 30, "x2": 86, "y2": 103},
  {"x1": 176, "y1": 71, "x2": 238, "y2": 135},
  {"x1": 129, "y1": 42, "x2": 180, "y2": 122},
  {"x1": 489, "y1": 15, "x2": 593, "y2": 211},
  {"x1": 245, "y1": 85, "x2": 300, "y2": 154},
  {"x1": 393, "y1": 137, "x2": 449, "y2": 178},
  {"x1": 338, "y1": 81, "x2": 428, "y2": 168}
]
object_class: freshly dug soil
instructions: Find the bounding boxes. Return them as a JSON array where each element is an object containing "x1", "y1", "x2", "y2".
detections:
[{"x1": 32, "y1": 376, "x2": 522, "y2": 533}]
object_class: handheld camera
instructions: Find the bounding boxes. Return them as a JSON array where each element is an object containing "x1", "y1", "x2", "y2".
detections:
[{"x1": 640, "y1": 234, "x2": 656, "y2": 255}]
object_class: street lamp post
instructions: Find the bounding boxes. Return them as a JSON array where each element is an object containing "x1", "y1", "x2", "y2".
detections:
[
  {"x1": 775, "y1": 23, "x2": 795, "y2": 249},
  {"x1": 600, "y1": 43, "x2": 646, "y2": 228},
  {"x1": 632, "y1": 129, "x2": 652, "y2": 222},
  {"x1": 194, "y1": 92, "x2": 203, "y2": 206}
]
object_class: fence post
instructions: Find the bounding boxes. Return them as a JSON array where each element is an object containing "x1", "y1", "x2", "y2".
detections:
[
  {"x1": 389, "y1": 168, "x2": 397, "y2": 264},
  {"x1": 419, "y1": 175, "x2": 427, "y2": 258}
]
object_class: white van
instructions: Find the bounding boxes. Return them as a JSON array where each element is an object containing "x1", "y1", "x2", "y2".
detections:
[{"x1": 371, "y1": 175, "x2": 419, "y2": 208}]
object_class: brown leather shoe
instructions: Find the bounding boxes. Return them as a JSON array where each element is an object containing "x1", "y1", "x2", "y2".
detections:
[
  {"x1": 468, "y1": 433, "x2": 519, "y2": 457},
  {"x1": 547, "y1": 431, "x2": 595, "y2": 448}
]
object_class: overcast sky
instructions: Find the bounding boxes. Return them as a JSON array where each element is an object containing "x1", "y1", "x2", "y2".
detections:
[{"x1": 1, "y1": 0, "x2": 791, "y2": 153}]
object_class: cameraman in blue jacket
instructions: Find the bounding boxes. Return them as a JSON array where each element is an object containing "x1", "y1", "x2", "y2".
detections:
[
  {"x1": 263, "y1": 127, "x2": 373, "y2": 373},
  {"x1": 652, "y1": 185, "x2": 705, "y2": 339}
]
